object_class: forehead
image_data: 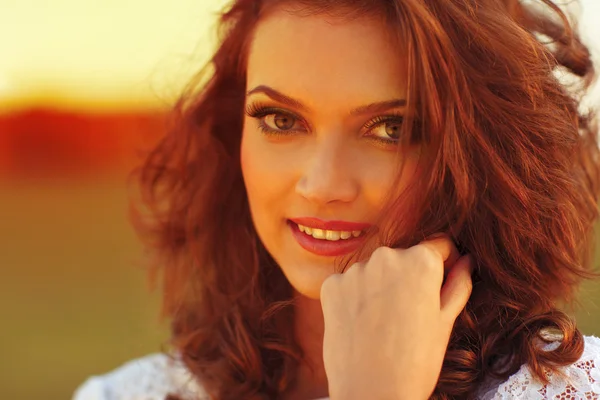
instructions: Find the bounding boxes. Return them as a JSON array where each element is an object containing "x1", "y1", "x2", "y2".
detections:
[{"x1": 246, "y1": 9, "x2": 408, "y2": 110}]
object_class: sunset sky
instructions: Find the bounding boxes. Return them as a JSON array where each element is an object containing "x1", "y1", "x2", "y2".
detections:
[{"x1": 0, "y1": 0, "x2": 599, "y2": 112}]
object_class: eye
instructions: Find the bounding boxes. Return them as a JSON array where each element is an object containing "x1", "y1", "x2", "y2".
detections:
[
  {"x1": 245, "y1": 103, "x2": 307, "y2": 136},
  {"x1": 371, "y1": 120, "x2": 402, "y2": 140},
  {"x1": 265, "y1": 113, "x2": 299, "y2": 131},
  {"x1": 364, "y1": 116, "x2": 404, "y2": 142}
]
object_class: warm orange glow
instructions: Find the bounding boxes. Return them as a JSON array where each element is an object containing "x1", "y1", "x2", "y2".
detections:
[{"x1": 0, "y1": 108, "x2": 166, "y2": 178}]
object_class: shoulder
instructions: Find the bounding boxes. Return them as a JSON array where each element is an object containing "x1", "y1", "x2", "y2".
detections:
[
  {"x1": 479, "y1": 335, "x2": 600, "y2": 400},
  {"x1": 72, "y1": 353, "x2": 207, "y2": 400}
]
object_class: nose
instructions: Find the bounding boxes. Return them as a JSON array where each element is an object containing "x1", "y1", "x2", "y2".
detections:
[{"x1": 295, "y1": 135, "x2": 359, "y2": 205}]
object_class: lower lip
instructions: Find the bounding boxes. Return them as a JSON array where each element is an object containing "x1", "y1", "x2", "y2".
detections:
[{"x1": 288, "y1": 221, "x2": 366, "y2": 257}]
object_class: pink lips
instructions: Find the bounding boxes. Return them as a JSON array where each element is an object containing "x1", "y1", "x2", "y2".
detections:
[{"x1": 288, "y1": 217, "x2": 372, "y2": 257}]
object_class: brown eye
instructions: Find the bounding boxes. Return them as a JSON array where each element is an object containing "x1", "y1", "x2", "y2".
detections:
[
  {"x1": 366, "y1": 116, "x2": 404, "y2": 142},
  {"x1": 385, "y1": 122, "x2": 401, "y2": 139},
  {"x1": 273, "y1": 114, "x2": 296, "y2": 130},
  {"x1": 246, "y1": 104, "x2": 307, "y2": 136}
]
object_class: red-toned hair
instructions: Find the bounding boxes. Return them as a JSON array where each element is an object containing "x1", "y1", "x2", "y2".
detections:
[{"x1": 133, "y1": 0, "x2": 600, "y2": 398}]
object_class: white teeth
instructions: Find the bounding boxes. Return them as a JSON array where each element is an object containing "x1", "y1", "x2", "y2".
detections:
[
  {"x1": 325, "y1": 230, "x2": 341, "y2": 241},
  {"x1": 296, "y1": 223, "x2": 362, "y2": 241}
]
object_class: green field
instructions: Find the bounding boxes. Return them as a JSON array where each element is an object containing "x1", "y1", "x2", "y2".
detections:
[{"x1": 1, "y1": 176, "x2": 598, "y2": 400}]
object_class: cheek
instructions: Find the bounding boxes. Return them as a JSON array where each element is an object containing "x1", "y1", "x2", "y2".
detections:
[
  {"x1": 358, "y1": 150, "x2": 420, "y2": 215},
  {"x1": 241, "y1": 131, "x2": 271, "y2": 196},
  {"x1": 240, "y1": 128, "x2": 292, "y2": 218},
  {"x1": 240, "y1": 129, "x2": 262, "y2": 205},
  {"x1": 241, "y1": 128, "x2": 299, "y2": 197},
  {"x1": 358, "y1": 154, "x2": 399, "y2": 198},
  {"x1": 241, "y1": 130, "x2": 273, "y2": 245}
]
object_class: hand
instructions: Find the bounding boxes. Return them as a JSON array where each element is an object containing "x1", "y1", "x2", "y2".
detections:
[{"x1": 320, "y1": 235, "x2": 473, "y2": 400}]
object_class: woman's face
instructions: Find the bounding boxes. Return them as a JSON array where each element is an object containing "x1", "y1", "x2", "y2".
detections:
[{"x1": 241, "y1": 9, "x2": 419, "y2": 299}]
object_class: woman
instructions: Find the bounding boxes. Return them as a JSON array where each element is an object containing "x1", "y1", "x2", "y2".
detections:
[{"x1": 74, "y1": 0, "x2": 600, "y2": 399}]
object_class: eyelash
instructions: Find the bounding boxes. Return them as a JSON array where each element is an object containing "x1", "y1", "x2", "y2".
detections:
[
  {"x1": 244, "y1": 102, "x2": 406, "y2": 145},
  {"x1": 245, "y1": 103, "x2": 303, "y2": 138},
  {"x1": 363, "y1": 114, "x2": 405, "y2": 145}
]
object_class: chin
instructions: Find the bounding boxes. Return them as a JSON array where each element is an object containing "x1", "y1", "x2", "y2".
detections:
[{"x1": 282, "y1": 261, "x2": 334, "y2": 300}]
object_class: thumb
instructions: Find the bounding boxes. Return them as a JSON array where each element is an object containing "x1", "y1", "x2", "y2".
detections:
[{"x1": 440, "y1": 254, "x2": 473, "y2": 321}]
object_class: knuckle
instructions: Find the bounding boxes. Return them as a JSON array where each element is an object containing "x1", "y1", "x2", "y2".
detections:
[
  {"x1": 370, "y1": 246, "x2": 394, "y2": 262},
  {"x1": 345, "y1": 262, "x2": 362, "y2": 276},
  {"x1": 412, "y1": 244, "x2": 442, "y2": 269}
]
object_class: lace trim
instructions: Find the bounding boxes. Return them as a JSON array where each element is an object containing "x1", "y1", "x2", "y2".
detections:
[
  {"x1": 73, "y1": 353, "x2": 206, "y2": 400},
  {"x1": 481, "y1": 336, "x2": 600, "y2": 400},
  {"x1": 76, "y1": 336, "x2": 600, "y2": 400}
]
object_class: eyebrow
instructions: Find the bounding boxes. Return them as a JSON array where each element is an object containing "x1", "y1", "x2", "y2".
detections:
[{"x1": 246, "y1": 85, "x2": 407, "y2": 116}]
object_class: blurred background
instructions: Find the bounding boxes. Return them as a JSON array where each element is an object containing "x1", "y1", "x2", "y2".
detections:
[{"x1": 1, "y1": 1, "x2": 600, "y2": 399}]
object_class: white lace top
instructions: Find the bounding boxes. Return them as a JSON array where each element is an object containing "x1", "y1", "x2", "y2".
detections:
[{"x1": 73, "y1": 336, "x2": 600, "y2": 400}]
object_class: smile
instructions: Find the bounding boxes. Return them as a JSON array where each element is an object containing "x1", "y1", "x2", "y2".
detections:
[
  {"x1": 288, "y1": 217, "x2": 371, "y2": 257},
  {"x1": 296, "y1": 223, "x2": 363, "y2": 241}
]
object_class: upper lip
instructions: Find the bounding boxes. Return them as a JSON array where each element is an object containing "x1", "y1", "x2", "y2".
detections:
[{"x1": 289, "y1": 217, "x2": 372, "y2": 231}]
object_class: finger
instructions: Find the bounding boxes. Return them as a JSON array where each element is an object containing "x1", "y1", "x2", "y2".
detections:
[
  {"x1": 421, "y1": 234, "x2": 461, "y2": 270},
  {"x1": 343, "y1": 260, "x2": 364, "y2": 275},
  {"x1": 440, "y1": 254, "x2": 473, "y2": 320}
]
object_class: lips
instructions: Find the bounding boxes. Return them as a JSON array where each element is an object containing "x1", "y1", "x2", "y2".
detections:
[{"x1": 288, "y1": 217, "x2": 371, "y2": 257}]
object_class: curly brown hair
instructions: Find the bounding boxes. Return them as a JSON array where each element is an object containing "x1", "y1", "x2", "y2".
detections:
[{"x1": 132, "y1": 0, "x2": 600, "y2": 399}]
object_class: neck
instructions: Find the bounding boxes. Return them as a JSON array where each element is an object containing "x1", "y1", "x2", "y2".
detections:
[{"x1": 285, "y1": 293, "x2": 329, "y2": 400}]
